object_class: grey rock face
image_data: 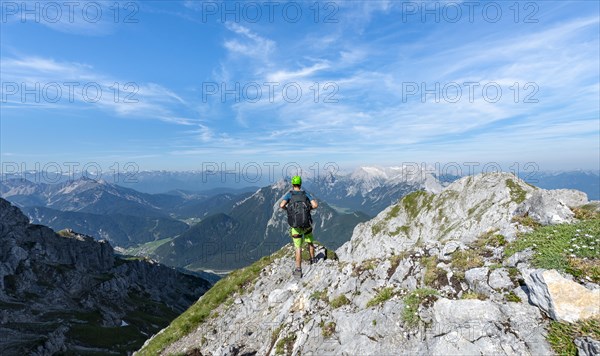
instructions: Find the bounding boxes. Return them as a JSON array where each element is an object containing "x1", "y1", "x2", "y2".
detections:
[
  {"x1": 488, "y1": 269, "x2": 513, "y2": 291},
  {"x1": 575, "y1": 336, "x2": 600, "y2": 356},
  {"x1": 465, "y1": 267, "x2": 493, "y2": 296},
  {"x1": 515, "y1": 190, "x2": 585, "y2": 225},
  {"x1": 0, "y1": 198, "x2": 212, "y2": 354},
  {"x1": 429, "y1": 298, "x2": 551, "y2": 356},
  {"x1": 338, "y1": 173, "x2": 537, "y2": 263}
]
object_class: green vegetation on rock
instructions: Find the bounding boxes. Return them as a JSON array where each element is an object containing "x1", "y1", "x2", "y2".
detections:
[
  {"x1": 572, "y1": 204, "x2": 600, "y2": 221},
  {"x1": 321, "y1": 321, "x2": 336, "y2": 338},
  {"x1": 137, "y1": 248, "x2": 287, "y2": 356},
  {"x1": 451, "y1": 249, "x2": 484, "y2": 271},
  {"x1": 402, "y1": 288, "x2": 438, "y2": 328},
  {"x1": 547, "y1": 319, "x2": 600, "y2": 356},
  {"x1": 461, "y1": 291, "x2": 487, "y2": 300},
  {"x1": 310, "y1": 289, "x2": 328, "y2": 303},
  {"x1": 512, "y1": 215, "x2": 542, "y2": 228},
  {"x1": 504, "y1": 291, "x2": 522, "y2": 303},
  {"x1": 330, "y1": 294, "x2": 351, "y2": 309},
  {"x1": 402, "y1": 191, "x2": 434, "y2": 219},
  {"x1": 275, "y1": 333, "x2": 297, "y2": 355},
  {"x1": 506, "y1": 179, "x2": 527, "y2": 203},
  {"x1": 423, "y1": 256, "x2": 447, "y2": 288},
  {"x1": 506, "y1": 219, "x2": 600, "y2": 283},
  {"x1": 366, "y1": 287, "x2": 396, "y2": 308}
]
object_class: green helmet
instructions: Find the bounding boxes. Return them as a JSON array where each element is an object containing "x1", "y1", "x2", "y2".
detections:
[{"x1": 291, "y1": 175, "x2": 302, "y2": 185}]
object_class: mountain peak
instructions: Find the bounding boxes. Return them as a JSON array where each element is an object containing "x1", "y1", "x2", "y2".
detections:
[{"x1": 338, "y1": 172, "x2": 587, "y2": 263}]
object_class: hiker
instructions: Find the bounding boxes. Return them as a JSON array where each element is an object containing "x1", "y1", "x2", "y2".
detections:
[{"x1": 280, "y1": 175, "x2": 318, "y2": 278}]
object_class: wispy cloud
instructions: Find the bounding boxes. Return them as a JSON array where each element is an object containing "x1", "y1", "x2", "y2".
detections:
[
  {"x1": 1, "y1": 56, "x2": 197, "y2": 125},
  {"x1": 194, "y1": 8, "x2": 599, "y2": 167},
  {"x1": 223, "y1": 22, "x2": 275, "y2": 62}
]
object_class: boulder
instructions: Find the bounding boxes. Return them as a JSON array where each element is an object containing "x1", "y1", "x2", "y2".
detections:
[
  {"x1": 525, "y1": 269, "x2": 600, "y2": 323},
  {"x1": 575, "y1": 337, "x2": 600, "y2": 356},
  {"x1": 488, "y1": 269, "x2": 513, "y2": 291},
  {"x1": 515, "y1": 190, "x2": 580, "y2": 225}
]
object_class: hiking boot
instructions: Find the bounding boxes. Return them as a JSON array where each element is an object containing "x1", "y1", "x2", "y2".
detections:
[
  {"x1": 309, "y1": 257, "x2": 317, "y2": 265},
  {"x1": 293, "y1": 267, "x2": 303, "y2": 278}
]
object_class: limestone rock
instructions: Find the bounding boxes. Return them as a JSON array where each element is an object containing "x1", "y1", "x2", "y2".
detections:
[
  {"x1": 338, "y1": 173, "x2": 537, "y2": 263},
  {"x1": 488, "y1": 268, "x2": 513, "y2": 291},
  {"x1": 525, "y1": 269, "x2": 600, "y2": 323},
  {"x1": 515, "y1": 190, "x2": 581, "y2": 225},
  {"x1": 575, "y1": 336, "x2": 600, "y2": 356}
]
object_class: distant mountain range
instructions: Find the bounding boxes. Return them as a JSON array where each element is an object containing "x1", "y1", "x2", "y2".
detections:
[
  {"x1": 151, "y1": 181, "x2": 371, "y2": 272},
  {"x1": 305, "y1": 166, "x2": 442, "y2": 216},
  {"x1": 2, "y1": 167, "x2": 596, "y2": 272}
]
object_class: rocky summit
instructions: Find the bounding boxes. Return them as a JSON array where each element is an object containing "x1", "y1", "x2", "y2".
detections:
[
  {"x1": 0, "y1": 198, "x2": 213, "y2": 355},
  {"x1": 138, "y1": 172, "x2": 599, "y2": 355}
]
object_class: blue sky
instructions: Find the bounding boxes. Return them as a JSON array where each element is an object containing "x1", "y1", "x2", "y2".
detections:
[{"x1": 1, "y1": 0, "x2": 599, "y2": 174}]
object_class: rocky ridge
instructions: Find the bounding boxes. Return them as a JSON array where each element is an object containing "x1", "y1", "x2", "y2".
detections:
[
  {"x1": 139, "y1": 172, "x2": 599, "y2": 356},
  {"x1": 0, "y1": 198, "x2": 212, "y2": 355}
]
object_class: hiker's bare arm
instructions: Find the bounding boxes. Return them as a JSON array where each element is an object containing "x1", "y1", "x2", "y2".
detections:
[
  {"x1": 280, "y1": 200, "x2": 288, "y2": 209},
  {"x1": 310, "y1": 200, "x2": 318, "y2": 209}
]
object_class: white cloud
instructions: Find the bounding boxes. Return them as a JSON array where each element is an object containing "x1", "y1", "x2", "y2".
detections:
[
  {"x1": 1, "y1": 55, "x2": 197, "y2": 126},
  {"x1": 223, "y1": 22, "x2": 275, "y2": 61}
]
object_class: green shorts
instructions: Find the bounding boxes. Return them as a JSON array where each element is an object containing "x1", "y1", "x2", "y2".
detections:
[{"x1": 290, "y1": 226, "x2": 314, "y2": 248}]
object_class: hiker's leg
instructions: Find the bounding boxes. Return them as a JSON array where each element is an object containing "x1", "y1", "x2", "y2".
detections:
[
  {"x1": 304, "y1": 227, "x2": 315, "y2": 259},
  {"x1": 295, "y1": 246, "x2": 302, "y2": 268},
  {"x1": 291, "y1": 227, "x2": 303, "y2": 268}
]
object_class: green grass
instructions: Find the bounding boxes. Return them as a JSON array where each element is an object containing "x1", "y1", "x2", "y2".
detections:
[
  {"x1": 353, "y1": 258, "x2": 379, "y2": 276},
  {"x1": 271, "y1": 324, "x2": 284, "y2": 346},
  {"x1": 451, "y1": 249, "x2": 484, "y2": 271},
  {"x1": 512, "y1": 215, "x2": 541, "y2": 228},
  {"x1": 371, "y1": 220, "x2": 386, "y2": 235},
  {"x1": 386, "y1": 205, "x2": 402, "y2": 220},
  {"x1": 387, "y1": 253, "x2": 404, "y2": 277},
  {"x1": 474, "y1": 230, "x2": 506, "y2": 248},
  {"x1": 390, "y1": 225, "x2": 410, "y2": 236},
  {"x1": 506, "y1": 179, "x2": 527, "y2": 204},
  {"x1": 326, "y1": 249, "x2": 339, "y2": 261},
  {"x1": 402, "y1": 288, "x2": 438, "y2": 328},
  {"x1": 505, "y1": 219, "x2": 600, "y2": 283},
  {"x1": 275, "y1": 332, "x2": 297, "y2": 355},
  {"x1": 547, "y1": 319, "x2": 600, "y2": 356},
  {"x1": 310, "y1": 289, "x2": 328, "y2": 303},
  {"x1": 137, "y1": 248, "x2": 287, "y2": 355},
  {"x1": 506, "y1": 266, "x2": 522, "y2": 285},
  {"x1": 572, "y1": 204, "x2": 600, "y2": 221},
  {"x1": 402, "y1": 191, "x2": 434, "y2": 219},
  {"x1": 330, "y1": 294, "x2": 351, "y2": 309},
  {"x1": 504, "y1": 291, "x2": 522, "y2": 303},
  {"x1": 366, "y1": 287, "x2": 396, "y2": 308},
  {"x1": 423, "y1": 256, "x2": 447, "y2": 287}
]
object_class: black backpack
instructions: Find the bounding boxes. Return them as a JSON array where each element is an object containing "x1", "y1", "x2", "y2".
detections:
[{"x1": 286, "y1": 190, "x2": 312, "y2": 228}]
